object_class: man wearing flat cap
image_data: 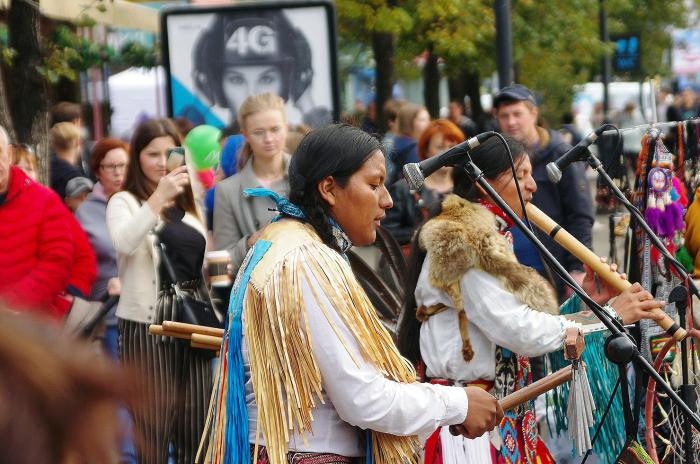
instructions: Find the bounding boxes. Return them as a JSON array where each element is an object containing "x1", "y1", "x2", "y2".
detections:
[{"x1": 493, "y1": 84, "x2": 594, "y2": 299}]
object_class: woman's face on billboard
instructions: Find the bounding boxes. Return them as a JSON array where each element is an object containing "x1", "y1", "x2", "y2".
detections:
[{"x1": 222, "y1": 65, "x2": 282, "y2": 114}]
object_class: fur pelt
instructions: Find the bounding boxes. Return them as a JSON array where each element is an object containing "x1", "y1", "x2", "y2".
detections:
[{"x1": 418, "y1": 195, "x2": 559, "y2": 361}]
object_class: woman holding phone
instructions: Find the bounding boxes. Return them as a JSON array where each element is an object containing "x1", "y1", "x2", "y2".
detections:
[{"x1": 107, "y1": 118, "x2": 212, "y2": 464}]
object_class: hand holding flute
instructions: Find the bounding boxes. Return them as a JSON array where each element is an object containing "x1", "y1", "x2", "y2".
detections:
[
  {"x1": 526, "y1": 203, "x2": 685, "y2": 341},
  {"x1": 579, "y1": 260, "x2": 667, "y2": 326}
]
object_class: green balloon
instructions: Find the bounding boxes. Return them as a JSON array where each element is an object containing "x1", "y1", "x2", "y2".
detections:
[{"x1": 185, "y1": 125, "x2": 222, "y2": 169}]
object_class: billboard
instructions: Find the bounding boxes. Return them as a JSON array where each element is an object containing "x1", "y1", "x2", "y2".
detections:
[
  {"x1": 161, "y1": 1, "x2": 339, "y2": 129},
  {"x1": 672, "y1": 28, "x2": 700, "y2": 76}
]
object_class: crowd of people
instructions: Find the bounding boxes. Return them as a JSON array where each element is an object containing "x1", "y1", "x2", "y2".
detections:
[{"x1": 0, "y1": 81, "x2": 688, "y2": 463}]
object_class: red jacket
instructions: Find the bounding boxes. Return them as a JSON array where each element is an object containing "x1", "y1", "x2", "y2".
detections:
[{"x1": 0, "y1": 167, "x2": 75, "y2": 317}]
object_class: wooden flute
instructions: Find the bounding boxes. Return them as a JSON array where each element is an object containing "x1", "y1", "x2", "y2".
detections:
[
  {"x1": 449, "y1": 366, "x2": 574, "y2": 436},
  {"x1": 525, "y1": 202, "x2": 686, "y2": 342}
]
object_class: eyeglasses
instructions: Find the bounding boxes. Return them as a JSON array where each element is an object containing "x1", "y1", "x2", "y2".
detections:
[{"x1": 100, "y1": 163, "x2": 128, "y2": 172}]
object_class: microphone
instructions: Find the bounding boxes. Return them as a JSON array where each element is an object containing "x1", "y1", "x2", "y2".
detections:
[
  {"x1": 546, "y1": 126, "x2": 607, "y2": 183},
  {"x1": 403, "y1": 132, "x2": 495, "y2": 190}
]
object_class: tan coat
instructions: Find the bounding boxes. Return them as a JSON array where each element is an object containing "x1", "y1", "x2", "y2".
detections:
[{"x1": 213, "y1": 154, "x2": 290, "y2": 276}]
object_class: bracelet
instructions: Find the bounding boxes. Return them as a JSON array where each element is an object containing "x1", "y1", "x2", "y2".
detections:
[{"x1": 602, "y1": 303, "x2": 624, "y2": 325}]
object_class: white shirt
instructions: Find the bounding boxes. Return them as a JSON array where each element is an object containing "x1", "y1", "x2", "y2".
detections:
[
  {"x1": 244, "y1": 261, "x2": 468, "y2": 456},
  {"x1": 417, "y1": 253, "x2": 579, "y2": 382}
]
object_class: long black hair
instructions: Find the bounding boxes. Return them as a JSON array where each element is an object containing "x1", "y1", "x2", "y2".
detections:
[
  {"x1": 396, "y1": 135, "x2": 526, "y2": 364},
  {"x1": 288, "y1": 124, "x2": 382, "y2": 252}
]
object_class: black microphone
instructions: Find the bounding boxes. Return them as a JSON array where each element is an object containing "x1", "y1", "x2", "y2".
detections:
[
  {"x1": 546, "y1": 126, "x2": 607, "y2": 183},
  {"x1": 403, "y1": 132, "x2": 495, "y2": 190}
]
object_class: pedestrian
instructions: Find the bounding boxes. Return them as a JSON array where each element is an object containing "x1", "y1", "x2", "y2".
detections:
[
  {"x1": 615, "y1": 101, "x2": 645, "y2": 170},
  {"x1": 50, "y1": 121, "x2": 85, "y2": 199},
  {"x1": 494, "y1": 84, "x2": 594, "y2": 299},
  {"x1": 213, "y1": 92, "x2": 291, "y2": 278},
  {"x1": 50, "y1": 101, "x2": 92, "y2": 178},
  {"x1": 11, "y1": 143, "x2": 37, "y2": 181},
  {"x1": 0, "y1": 125, "x2": 75, "y2": 317},
  {"x1": 383, "y1": 119, "x2": 464, "y2": 248},
  {"x1": 64, "y1": 176, "x2": 94, "y2": 213},
  {"x1": 667, "y1": 88, "x2": 699, "y2": 121},
  {"x1": 388, "y1": 102, "x2": 430, "y2": 184},
  {"x1": 74, "y1": 137, "x2": 136, "y2": 463},
  {"x1": 75, "y1": 138, "x2": 130, "y2": 352},
  {"x1": 381, "y1": 99, "x2": 405, "y2": 182},
  {"x1": 107, "y1": 118, "x2": 212, "y2": 463},
  {"x1": 447, "y1": 99, "x2": 478, "y2": 138}
]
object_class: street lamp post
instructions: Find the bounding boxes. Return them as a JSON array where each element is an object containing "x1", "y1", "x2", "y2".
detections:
[
  {"x1": 495, "y1": 0, "x2": 513, "y2": 89},
  {"x1": 600, "y1": 0, "x2": 611, "y2": 121}
]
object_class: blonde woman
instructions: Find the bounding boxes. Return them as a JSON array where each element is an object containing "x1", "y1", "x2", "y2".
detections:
[
  {"x1": 388, "y1": 102, "x2": 430, "y2": 183},
  {"x1": 107, "y1": 119, "x2": 211, "y2": 464},
  {"x1": 213, "y1": 92, "x2": 291, "y2": 276}
]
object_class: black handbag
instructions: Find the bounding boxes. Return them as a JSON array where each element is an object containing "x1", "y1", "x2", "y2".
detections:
[{"x1": 156, "y1": 241, "x2": 223, "y2": 329}]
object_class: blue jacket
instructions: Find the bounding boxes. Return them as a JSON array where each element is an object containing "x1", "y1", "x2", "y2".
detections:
[{"x1": 513, "y1": 128, "x2": 594, "y2": 279}]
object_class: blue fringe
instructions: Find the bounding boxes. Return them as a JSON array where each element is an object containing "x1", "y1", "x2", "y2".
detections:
[
  {"x1": 219, "y1": 240, "x2": 272, "y2": 464},
  {"x1": 547, "y1": 295, "x2": 625, "y2": 463}
]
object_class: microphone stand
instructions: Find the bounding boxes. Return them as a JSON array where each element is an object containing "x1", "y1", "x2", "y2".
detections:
[
  {"x1": 586, "y1": 149, "x2": 699, "y2": 462},
  {"x1": 586, "y1": 151, "x2": 700, "y2": 299},
  {"x1": 456, "y1": 161, "x2": 700, "y2": 439}
]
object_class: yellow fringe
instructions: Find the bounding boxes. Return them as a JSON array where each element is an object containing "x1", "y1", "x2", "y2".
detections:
[{"x1": 245, "y1": 241, "x2": 420, "y2": 464}]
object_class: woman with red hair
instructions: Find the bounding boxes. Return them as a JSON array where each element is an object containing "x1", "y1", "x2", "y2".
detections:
[
  {"x1": 383, "y1": 119, "x2": 465, "y2": 248},
  {"x1": 75, "y1": 138, "x2": 130, "y2": 356}
]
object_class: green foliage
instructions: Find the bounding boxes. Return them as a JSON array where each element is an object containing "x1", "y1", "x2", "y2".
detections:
[
  {"x1": 49, "y1": 25, "x2": 116, "y2": 72},
  {"x1": 336, "y1": 0, "x2": 415, "y2": 77},
  {"x1": 116, "y1": 41, "x2": 159, "y2": 69},
  {"x1": 33, "y1": 24, "x2": 157, "y2": 83},
  {"x1": 336, "y1": 0, "x2": 414, "y2": 38},
  {"x1": 336, "y1": 0, "x2": 695, "y2": 125},
  {"x1": 511, "y1": 0, "x2": 606, "y2": 124},
  {"x1": 512, "y1": 0, "x2": 691, "y2": 124}
]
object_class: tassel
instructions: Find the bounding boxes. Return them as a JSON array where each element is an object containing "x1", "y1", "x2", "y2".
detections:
[
  {"x1": 647, "y1": 194, "x2": 655, "y2": 210},
  {"x1": 645, "y1": 206, "x2": 664, "y2": 235},
  {"x1": 667, "y1": 201, "x2": 685, "y2": 235},
  {"x1": 563, "y1": 328, "x2": 597, "y2": 456},
  {"x1": 548, "y1": 296, "x2": 624, "y2": 463},
  {"x1": 566, "y1": 360, "x2": 596, "y2": 455},
  {"x1": 656, "y1": 195, "x2": 665, "y2": 212}
]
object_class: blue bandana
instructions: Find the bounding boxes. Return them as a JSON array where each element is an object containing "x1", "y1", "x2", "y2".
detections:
[{"x1": 244, "y1": 188, "x2": 352, "y2": 254}]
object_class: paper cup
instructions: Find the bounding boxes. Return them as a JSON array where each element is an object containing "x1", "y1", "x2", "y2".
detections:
[{"x1": 206, "y1": 250, "x2": 231, "y2": 287}]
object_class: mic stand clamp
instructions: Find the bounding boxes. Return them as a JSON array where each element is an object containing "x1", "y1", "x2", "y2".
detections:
[{"x1": 457, "y1": 161, "x2": 700, "y2": 436}]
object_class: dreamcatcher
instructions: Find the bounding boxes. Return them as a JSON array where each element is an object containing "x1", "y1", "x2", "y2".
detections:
[
  {"x1": 635, "y1": 123, "x2": 700, "y2": 463},
  {"x1": 644, "y1": 316, "x2": 700, "y2": 463}
]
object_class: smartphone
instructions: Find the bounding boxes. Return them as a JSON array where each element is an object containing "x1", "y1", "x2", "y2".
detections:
[{"x1": 166, "y1": 147, "x2": 185, "y2": 172}]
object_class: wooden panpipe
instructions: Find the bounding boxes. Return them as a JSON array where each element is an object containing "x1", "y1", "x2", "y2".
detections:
[
  {"x1": 525, "y1": 202, "x2": 686, "y2": 341},
  {"x1": 148, "y1": 321, "x2": 224, "y2": 354}
]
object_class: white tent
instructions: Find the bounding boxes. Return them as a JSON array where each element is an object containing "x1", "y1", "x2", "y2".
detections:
[{"x1": 108, "y1": 66, "x2": 167, "y2": 140}]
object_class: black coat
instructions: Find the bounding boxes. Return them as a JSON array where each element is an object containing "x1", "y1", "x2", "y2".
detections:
[{"x1": 522, "y1": 128, "x2": 594, "y2": 275}]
